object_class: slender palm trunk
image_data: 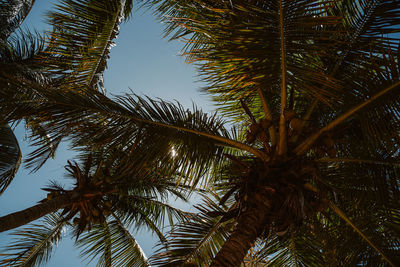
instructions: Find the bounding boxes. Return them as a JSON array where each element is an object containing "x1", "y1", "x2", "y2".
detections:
[
  {"x1": 0, "y1": 194, "x2": 71, "y2": 232},
  {"x1": 211, "y1": 191, "x2": 271, "y2": 267}
]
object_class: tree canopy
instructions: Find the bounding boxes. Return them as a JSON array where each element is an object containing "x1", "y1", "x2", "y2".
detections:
[{"x1": 1, "y1": 0, "x2": 400, "y2": 266}]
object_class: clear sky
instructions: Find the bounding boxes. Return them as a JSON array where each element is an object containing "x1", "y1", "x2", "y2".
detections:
[{"x1": 0, "y1": 1, "x2": 214, "y2": 266}]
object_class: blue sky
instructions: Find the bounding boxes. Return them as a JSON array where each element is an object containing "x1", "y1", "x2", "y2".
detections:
[{"x1": 0, "y1": 1, "x2": 214, "y2": 266}]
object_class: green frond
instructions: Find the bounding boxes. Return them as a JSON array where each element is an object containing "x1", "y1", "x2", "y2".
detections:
[
  {"x1": 76, "y1": 217, "x2": 149, "y2": 267},
  {"x1": 316, "y1": 207, "x2": 399, "y2": 266},
  {"x1": 250, "y1": 232, "x2": 325, "y2": 267},
  {"x1": 333, "y1": 0, "x2": 400, "y2": 57},
  {"x1": 0, "y1": 124, "x2": 21, "y2": 194},
  {"x1": 329, "y1": 202, "x2": 395, "y2": 266},
  {"x1": 0, "y1": 18, "x2": 53, "y2": 173},
  {"x1": 0, "y1": 0, "x2": 35, "y2": 40},
  {"x1": 1, "y1": 87, "x2": 251, "y2": 186},
  {"x1": 150, "y1": 195, "x2": 232, "y2": 266},
  {"x1": 0, "y1": 29, "x2": 47, "y2": 84},
  {"x1": 295, "y1": 80, "x2": 400, "y2": 155},
  {"x1": 43, "y1": 0, "x2": 134, "y2": 92},
  {"x1": 0, "y1": 213, "x2": 68, "y2": 267},
  {"x1": 113, "y1": 193, "x2": 190, "y2": 237},
  {"x1": 153, "y1": 0, "x2": 344, "y2": 118},
  {"x1": 314, "y1": 160, "x2": 400, "y2": 265}
]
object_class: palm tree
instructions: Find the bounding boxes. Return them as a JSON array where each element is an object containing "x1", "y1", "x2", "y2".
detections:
[
  {"x1": 0, "y1": 1, "x2": 191, "y2": 265},
  {"x1": 148, "y1": 0, "x2": 400, "y2": 265},
  {"x1": 1, "y1": 0, "x2": 400, "y2": 266},
  {"x1": 1, "y1": 212, "x2": 151, "y2": 266},
  {"x1": 0, "y1": 0, "x2": 132, "y2": 189},
  {"x1": 0, "y1": 0, "x2": 192, "y2": 266},
  {"x1": 20, "y1": 0, "x2": 136, "y2": 171},
  {"x1": 0, "y1": 0, "x2": 41, "y2": 194},
  {"x1": 0, "y1": 150, "x2": 189, "y2": 266}
]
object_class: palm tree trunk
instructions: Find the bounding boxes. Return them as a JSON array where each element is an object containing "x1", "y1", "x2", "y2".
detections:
[
  {"x1": 0, "y1": 194, "x2": 71, "y2": 233},
  {"x1": 211, "y1": 191, "x2": 271, "y2": 267}
]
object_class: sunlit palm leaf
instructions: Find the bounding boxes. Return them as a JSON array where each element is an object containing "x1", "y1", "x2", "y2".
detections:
[
  {"x1": 76, "y1": 216, "x2": 149, "y2": 267},
  {"x1": 1, "y1": 87, "x2": 248, "y2": 186},
  {"x1": 44, "y1": 0, "x2": 134, "y2": 93},
  {"x1": 151, "y1": 0, "x2": 344, "y2": 119}
]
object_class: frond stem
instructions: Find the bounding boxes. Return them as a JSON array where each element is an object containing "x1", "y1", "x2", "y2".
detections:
[
  {"x1": 111, "y1": 213, "x2": 149, "y2": 265},
  {"x1": 87, "y1": 0, "x2": 126, "y2": 92},
  {"x1": 278, "y1": 0, "x2": 287, "y2": 155},
  {"x1": 141, "y1": 119, "x2": 269, "y2": 160},
  {"x1": 292, "y1": 99, "x2": 318, "y2": 143},
  {"x1": 16, "y1": 93, "x2": 269, "y2": 161},
  {"x1": 317, "y1": 157, "x2": 400, "y2": 166},
  {"x1": 22, "y1": 216, "x2": 66, "y2": 265},
  {"x1": 257, "y1": 88, "x2": 277, "y2": 146},
  {"x1": 329, "y1": 202, "x2": 395, "y2": 267},
  {"x1": 294, "y1": 81, "x2": 400, "y2": 155},
  {"x1": 183, "y1": 217, "x2": 225, "y2": 264}
]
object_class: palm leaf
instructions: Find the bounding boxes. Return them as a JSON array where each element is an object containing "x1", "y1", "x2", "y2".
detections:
[
  {"x1": 316, "y1": 161, "x2": 400, "y2": 265},
  {"x1": 250, "y1": 232, "x2": 324, "y2": 267},
  {"x1": 43, "y1": 0, "x2": 134, "y2": 93},
  {"x1": 152, "y1": 0, "x2": 343, "y2": 120},
  {"x1": 328, "y1": 201, "x2": 395, "y2": 267},
  {"x1": 0, "y1": 124, "x2": 21, "y2": 194},
  {"x1": 0, "y1": 28, "x2": 47, "y2": 84},
  {"x1": 295, "y1": 80, "x2": 400, "y2": 155},
  {"x1": 0, "y1": 0, "x2": 35, "y2": 40},
  {"x1": 0, "y1": 213, "x2": 68, "y2": 267},
  {"x1": 1, "y1": 87, "x2": 261, "y2": 185},
  {"x1": 76, "y1": 216, "x2": 149, "y2": 267},
  {"x1": 150, "y1": 195, "x2": 232, "y2": 266},
  {"x1": 1, "y1": 0, "x2": 135, "y2": 172},
  {"x1": 113, "y1": 193, "x2": 190, "y2": 237}
]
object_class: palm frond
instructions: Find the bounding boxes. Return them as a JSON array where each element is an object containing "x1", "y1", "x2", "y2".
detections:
[
  {"x1": 0, "y1": 0, "x2": 35, "y2": 40},
  {"x1": 1, "y1": 87, "x2": 257, "y2": 185},
  {"x1": 113, "y1": 193, "x2": 190, "y2": 237},
  {"x1": 0, "y1": 213, "x2": 68, "y2": 267},
  {"x1": 0, "y1": 29, "x2": 47, "y2": 82},
  {"x1": 295, "y1": 80, "x2": 400, "y2": 155},
  {"x1": 150, "y1": 195, "x2": 232, "y2": 266},
  {"x1": 3, "y1": 0, "x2": 134, "y2": 171},
  {"x1": 0, "y1": 124, "x2": 21, "y2": 194},
  {"x1": 333, "y1": 0, "x2": 400, "y2": 59},
  {"x1": 316, "y1": 208, "x2": 399, "y2": 266},
  {"x1": 329, "y1": 201, "x2": 395, "y2": 266},
  {"x1": 316, "y1": 160, "x2": 400, "y2": 265},
  {"x1": 43, "y1": 0, "x2": 134, "y2": 93},
  {"x1": 76, "y1": 216, "x2": 149, "y2": 267},
  {"x1": 250, "y1": 232, "x2": 324, "y2": 267},
  {"x1": 152, "y1": 0, "x2": 343, "y2": 119}
]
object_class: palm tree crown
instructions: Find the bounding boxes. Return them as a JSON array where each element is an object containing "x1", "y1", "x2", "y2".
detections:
[{"x1": 1, "y1": 0, "x2": 399, "y2": 266}]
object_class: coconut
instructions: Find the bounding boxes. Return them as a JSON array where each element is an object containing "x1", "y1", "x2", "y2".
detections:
[{"x1": 289, "y1": 118, "x2": 303, "y2": 132}]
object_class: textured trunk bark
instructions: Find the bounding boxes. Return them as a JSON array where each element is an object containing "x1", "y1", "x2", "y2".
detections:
[
  {"x1": 211, "y1": 191, "x2": 272, "y2": 267},
  {"x1": 0, "y1": 194, "x2": 71, "y2": 232}
]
